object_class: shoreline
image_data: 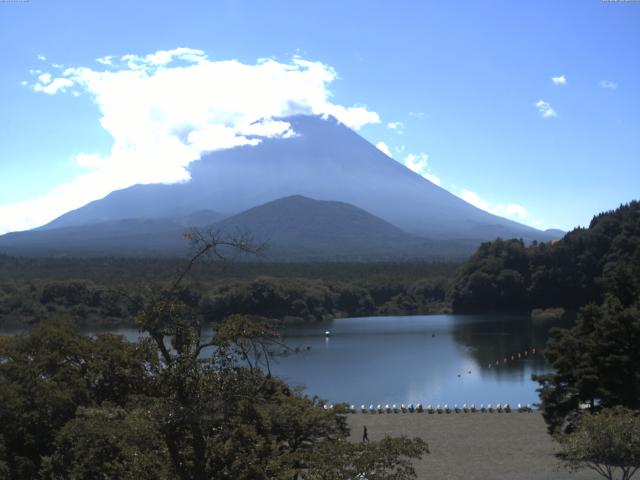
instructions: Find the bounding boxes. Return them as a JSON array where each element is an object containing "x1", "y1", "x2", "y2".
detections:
[{"x1": 347, "y1": 412, "x2": 598, "y2": 480}]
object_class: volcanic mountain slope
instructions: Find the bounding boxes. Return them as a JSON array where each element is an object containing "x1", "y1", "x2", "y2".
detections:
[
  {"x1": 0, "y1": 211, "x2": 223, "y2": 256},
  {"x1": 0, "y1": 196, "x2": 478, "y2": 260},
  {"x1": 212, "y1": 195, "x2": 464, "y2": 260},
  {"x1": 37, "y1": 115, "x2": 558, "y2": 244}
]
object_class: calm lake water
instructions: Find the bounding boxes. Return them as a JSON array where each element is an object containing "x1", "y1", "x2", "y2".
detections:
[
  {"x1": 2, "y1": 314, "x2": 565, "y2": 406},
  {"x1": 269, "y1": 314, "x2": 560, "y2": 406}
]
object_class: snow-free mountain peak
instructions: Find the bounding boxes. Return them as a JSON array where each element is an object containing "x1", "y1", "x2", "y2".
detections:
[{"x1": 6, "y1": 114, "x2": 560, "y2": 259}]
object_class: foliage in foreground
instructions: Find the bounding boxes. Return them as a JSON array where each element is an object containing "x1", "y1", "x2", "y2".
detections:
[
  {"x1": 0, "y1": 317, "x2": 428, "y2": 480},
  {"x1": 557, "y1": 408, "x2": 640, "y2": 480},
  {"x1": 533, "y1": 293, "x2": 639, "y2": 434},
  {"x1": 523, "y1": 203, "x2": 640, "y2": 479},
  {"x1": 0, "y1": 232, "x2": 429, "y2": 480}
]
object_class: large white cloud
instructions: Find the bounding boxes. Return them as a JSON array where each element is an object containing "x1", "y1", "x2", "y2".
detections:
[{"x1": 1, "y1": 49, "x2": 380, "y2": 234}]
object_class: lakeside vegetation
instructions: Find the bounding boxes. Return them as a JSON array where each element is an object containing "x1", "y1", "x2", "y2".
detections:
[
  {"x1": 447, "y1": 202, "x2": 640, "y2": 478},
  {"x1": 0, "y1": 234, "x2": 429, "y2": 480},
  {"x1": 1, "y1": 202, "x2": 639, "y2": 478},
  {"x1": 0, "y1": 259, "x2": 454, "y2": 329}
]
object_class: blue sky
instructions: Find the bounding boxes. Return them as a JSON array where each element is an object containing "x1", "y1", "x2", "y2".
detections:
[{"x1": 0, "y1": 0, "x2": 638, "y2": 233}]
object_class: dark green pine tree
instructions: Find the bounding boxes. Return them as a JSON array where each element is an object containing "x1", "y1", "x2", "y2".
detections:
[{"x1": 535, "y1": 294, "x2": 640, "y2": 433}]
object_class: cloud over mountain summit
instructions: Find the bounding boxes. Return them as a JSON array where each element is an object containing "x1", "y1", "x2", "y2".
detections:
[{"x1": 0, "y1": 49, "x2": 380, "y2": 234}]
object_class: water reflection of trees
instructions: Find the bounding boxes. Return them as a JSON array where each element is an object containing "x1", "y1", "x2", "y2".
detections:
[{"x1": 451, "y1": 315, "x2": 571, "y2": 376}]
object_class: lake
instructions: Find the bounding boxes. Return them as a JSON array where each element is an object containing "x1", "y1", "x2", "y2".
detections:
[
  {"x1": 1, "y1": 314, "x2": 563, "y2": 406},
  {"x1": 269, "y1": 314, "x2": 559, "y2": 406}
]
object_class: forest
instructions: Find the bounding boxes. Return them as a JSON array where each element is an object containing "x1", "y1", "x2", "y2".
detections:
[
  {"x1": 449, "y1": 201, "x2": 640, "y2": 314},
  {"x1": 0, "y1": 258, "x2": 454, "y2": 329}
]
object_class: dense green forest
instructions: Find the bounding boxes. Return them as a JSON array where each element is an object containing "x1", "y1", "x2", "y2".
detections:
[
  {"x1": 449, "y1": 201, "x2": 640, "y2": 314},
  {"x1": 530, "y1": 204, "x2": 640, "y2": 443},
  {"x1": 0, "y1": 259, "x2": 454, "y2": 329}
]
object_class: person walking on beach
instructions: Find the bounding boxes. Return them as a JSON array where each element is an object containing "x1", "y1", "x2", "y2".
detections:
[{"x1": 362, "y1": 425, "x2": 369, "y2": 443}]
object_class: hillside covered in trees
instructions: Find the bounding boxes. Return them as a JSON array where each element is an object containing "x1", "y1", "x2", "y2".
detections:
[{"x1": 449, "y1": 201, "x2": 640, "y2": 314}]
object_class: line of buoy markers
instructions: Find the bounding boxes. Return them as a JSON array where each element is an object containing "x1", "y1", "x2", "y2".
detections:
[
  {"x1": 323, "y1": 403, "x2": 534, "y2": 414},
  {"x1": 487, "y1": 347, "x2": 538, "y2": 369}
]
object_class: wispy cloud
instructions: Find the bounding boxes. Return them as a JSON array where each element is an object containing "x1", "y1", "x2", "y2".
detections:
[
  {"x1": 600, "y1": 80, "x2": 618, "y2": 90},
  {"x1": 456, "y1": 188, "x2": 543, "y2": 227},
  {"x1": 375, "y1": 141, "x2": 392, "y2": 158},
  {"x1": 0, "y1": 48, "x2": 380, "y2": 234},
  {"x1": 96, "y1": 55, "x2": 114, "y2": 66},
  {"x1": 551, "y1": 75, "x2": 567, "y2": 85},
  {"x1": 387, "y1": 121, "x2": 404, "y2": 133},
  {"x1": 535, "y1": 100, "x2": 557, "y2": 118},
  {"x1": 403, "y1": 152, "x2": 441, "y2": 186},
  {"x1": 33, "y1": 77, "x2": 74, "y2": 95},
  {"x1": 409, "y1": 111, "x2": 425, "y2": 119}
]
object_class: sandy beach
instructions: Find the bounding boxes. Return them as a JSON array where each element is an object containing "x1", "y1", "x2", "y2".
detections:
[{"x1": 347, "y1": 411, "x2": 599, "y2": 480}]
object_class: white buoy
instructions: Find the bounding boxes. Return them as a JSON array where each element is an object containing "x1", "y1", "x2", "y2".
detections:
[{"x1": 324, "y1": 330, "x2": 330, "y2": 336}]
